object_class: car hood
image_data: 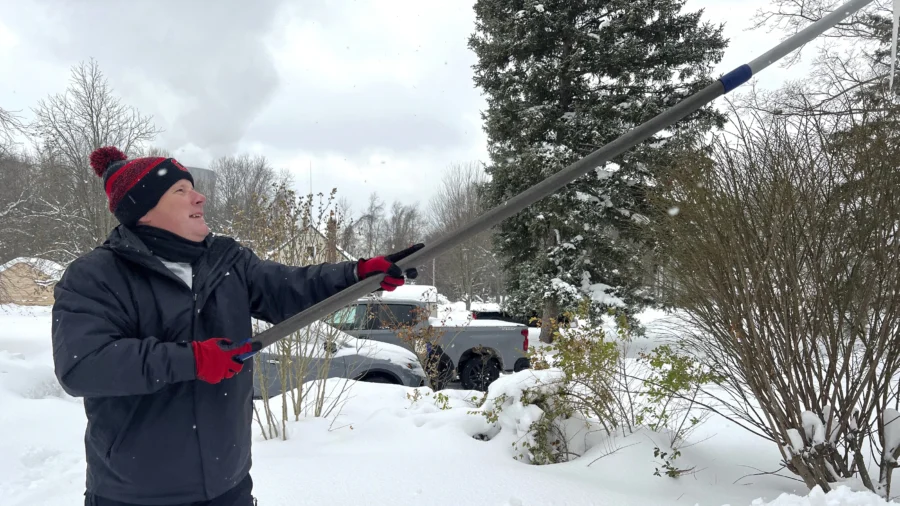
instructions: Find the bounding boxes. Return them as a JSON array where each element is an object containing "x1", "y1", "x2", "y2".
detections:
[
  {"x1": 334, "y1": 337, "x2": 424, "y2": 376},
  {"x1": 254, "y1": 319, "x2": 425, "y2": 377}
]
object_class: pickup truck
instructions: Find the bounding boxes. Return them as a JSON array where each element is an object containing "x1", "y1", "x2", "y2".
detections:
[{"x1": 323, "y1": 288, "x2": 531, "y2": 391}]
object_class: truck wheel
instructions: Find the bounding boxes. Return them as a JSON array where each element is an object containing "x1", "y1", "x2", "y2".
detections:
[
  {"x1": 460, "y1": 356, "x2": 500, "y2": 392},
  {"x1": 514, "y1": 357, "x2": 531, "y2": 372}
]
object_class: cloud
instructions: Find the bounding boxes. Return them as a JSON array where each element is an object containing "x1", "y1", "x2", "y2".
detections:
[
  {"x1": 0, "y1": 0, "x2": 488, "y2": 213},
  {"x1": 0, "y1": 0, "x2": 810, "y2": 218},
  {"x1": 244, "y1": 80, "x2": 467, "y2": 154},
  {"x1": 0, "y1": 0, "x2": 287, "y2": 156},
  {"x1": 235, "y1": 0, "x2": 487, "y2": 210}
]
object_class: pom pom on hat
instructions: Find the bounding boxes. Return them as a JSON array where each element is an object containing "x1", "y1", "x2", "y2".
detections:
[{"x1": 89, "y1": 146, "x2": 128, "y2": 178}]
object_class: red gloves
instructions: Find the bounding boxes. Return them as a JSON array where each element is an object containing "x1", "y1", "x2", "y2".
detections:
[
  {"x1": 191, "y1": 338, "x2": 259, "y2": 384},
  {"x1": 357, "y1": 243, "x2": 424, "y2": 291}
]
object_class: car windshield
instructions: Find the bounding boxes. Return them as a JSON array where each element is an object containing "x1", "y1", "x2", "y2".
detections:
[{"x1": 326, "y1": 305, "x2": 358, "y2": 328}]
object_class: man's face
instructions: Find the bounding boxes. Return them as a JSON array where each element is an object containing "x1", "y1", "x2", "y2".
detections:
[{"x1": 138, "y1": 179, "x2": 209, "y2": 242}]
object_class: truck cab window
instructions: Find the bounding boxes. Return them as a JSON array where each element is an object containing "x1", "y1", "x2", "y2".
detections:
[
  {"x1": 377, "y1": 304, "x2": 419, "y2": 328},
  {"x1": 325, "y1": 305, "x2": 362, "y2": 330}
]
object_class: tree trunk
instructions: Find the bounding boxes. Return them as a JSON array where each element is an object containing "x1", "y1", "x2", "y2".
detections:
[{"x1": 539, "y1": 298, "x2": 558, "y2": 344}]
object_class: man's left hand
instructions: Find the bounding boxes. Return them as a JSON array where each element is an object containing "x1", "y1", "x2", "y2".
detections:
[{"x1": 357, "y1": 243, "x2": 424, "y2": 291}]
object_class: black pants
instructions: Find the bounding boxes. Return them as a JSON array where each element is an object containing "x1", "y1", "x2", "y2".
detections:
[{"x1": 85, "y1": 474, "x2": 256, "y2": 506}]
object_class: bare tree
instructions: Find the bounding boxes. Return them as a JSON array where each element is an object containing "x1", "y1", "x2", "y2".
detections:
[
  {"x1": 335, "y1": 196, "x2": 357, "y2": 256},
  {"x1": 0, "y1": 107, "x2": 24, "y2": 156},
  {"x1": 29, "y1": 59, "x2": 161, "y2": 257},
  {"x1": 0, "y1": 151, "x2": 37, "y2": 261},
  {"x1": 141, "y1": 146, "x2": 174, "y2": 158},
  {"x1": 748, "y1": 0, "x2": 896, "y2": 118},
  {"x1": 752, "y1": 0, "x2": 892, "y2": 62},
  {"x1": 356, "y1": 192, "x2": 385, "y2": 258},
  {"x1": 382, "y1": 200, "x2": 424, "y2": 253},
  {"x1": 205, "y1": 153, "x2": 276, "y2": 237},
  {"x1": 654, "y1": 91, "x2": 900, "y2": 497},
  {"x1": 426, "y1": 162, "x2": 501, "y2": 308}
]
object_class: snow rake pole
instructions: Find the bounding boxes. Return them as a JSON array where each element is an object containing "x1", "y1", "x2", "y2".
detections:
[{"x1": 236, "y1": 0, "x2": 876, "y2": 362}]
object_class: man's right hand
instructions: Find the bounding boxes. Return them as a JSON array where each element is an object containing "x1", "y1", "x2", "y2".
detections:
[{"x1": 191, "y1": 338, "x2": 257, "y2": 384}]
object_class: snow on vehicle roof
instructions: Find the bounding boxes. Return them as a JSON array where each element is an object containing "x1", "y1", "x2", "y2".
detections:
[
  {"x1": 361, "y1": 284, "x2": 450, "y2": 304},
  {"x1": 428, "y1": 315, "x2": 525, "y2": 328}
]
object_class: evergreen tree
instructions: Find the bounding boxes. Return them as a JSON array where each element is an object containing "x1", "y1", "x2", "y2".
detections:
[{"x1": 468, "y1": 0, "x2": 727, "y2": 341}]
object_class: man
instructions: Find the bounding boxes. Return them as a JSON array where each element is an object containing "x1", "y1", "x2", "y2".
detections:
[{"x1": 51, "y1": 146, "x2": 421, "y2": 506}]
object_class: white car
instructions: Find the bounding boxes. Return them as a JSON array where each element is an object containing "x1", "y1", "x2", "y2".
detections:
[{"x1": 252, "y1": 320, "x2": 426, "y2": 399}]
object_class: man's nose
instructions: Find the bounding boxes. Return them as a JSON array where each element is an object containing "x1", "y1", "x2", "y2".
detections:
[{"x1": 193, "y1": 191, "x2": 206, "y2": 205}]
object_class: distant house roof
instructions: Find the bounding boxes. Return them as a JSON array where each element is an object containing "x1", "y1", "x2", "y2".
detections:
[
  {"x1": 0, "y1": 257, "x2": 65, "y2": 281},
  {"x1": 306, "y1": 224, "x2": 357, "y2": 261}
]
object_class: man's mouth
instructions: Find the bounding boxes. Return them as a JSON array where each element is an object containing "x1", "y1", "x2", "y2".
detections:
[{"x1": 189, "y1": 213, "x2": 203, "y2": 219}]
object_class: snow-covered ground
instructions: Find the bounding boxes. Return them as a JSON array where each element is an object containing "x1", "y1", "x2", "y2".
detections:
[{"x1": 0, "y1": 303, "x2": 895, "y2": 505}]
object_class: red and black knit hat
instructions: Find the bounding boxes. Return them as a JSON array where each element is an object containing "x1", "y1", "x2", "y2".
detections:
[{"x1": 89, "y1": 146, "x2": 195, "y2": 226}]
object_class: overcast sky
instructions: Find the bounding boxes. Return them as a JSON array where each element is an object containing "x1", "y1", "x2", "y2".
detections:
[{"x1": 0, "y1": 0, "x2": 812, "y2": 216}]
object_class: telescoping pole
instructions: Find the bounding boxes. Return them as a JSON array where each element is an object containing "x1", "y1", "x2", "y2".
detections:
[{"x1": 236, "y1": 0, "x2": 877, "y2": 362}]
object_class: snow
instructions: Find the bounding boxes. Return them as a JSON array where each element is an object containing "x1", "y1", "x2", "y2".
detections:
[
  {"x1": 786, "y1": 429, "x2": 804, "y2": 455},
  {"x1": 801, "y1": 411, "x2": 825, "y2": 445},
  {"x1": 753, "y1": 486, "x2": 895, "y2": 506},
  {"x1": 430, "y1": 302, "x2": 525, "y2": 327},
  {"x1": 548, "y1": 277, "x2": 581, "y2": 300},
  {"x1": 578, "y1": 272, "x2": 625, "y2": 307},
  {"x1": 363, "y1": 283, "x2": 449, "y2": 304},
  {"x1": 430, "y1": 315, "x2": 524, "y2": 328},
  {"x1": 0, "y1": 304, "x2": 895, "y2": 506},
  {"x1": 884, "y1": 409, "x2": 900, "y2": 459},
  {"x1": 0, "y1": 257, "x2": 65, "y2": 281},
  {"x1": 585, "y1": 282, "x2": 625, "y2": 306},
  {"x1": 470, "y1": 301, "x2": 501, "y2": 312}
]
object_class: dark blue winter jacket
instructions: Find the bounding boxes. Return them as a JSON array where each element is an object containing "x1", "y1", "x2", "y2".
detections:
[{"x1": 51, "y1": 225, "x2": 358, "y2": 504}]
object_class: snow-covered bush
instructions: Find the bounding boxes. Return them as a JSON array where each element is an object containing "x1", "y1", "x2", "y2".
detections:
[
  {"x1": 472, "y1": 302, "x2": 714, "y2": 473},
  {"x1": 653, "y1": 92, "x2": 900, "y2": 497},
  {"x1": 470, "y1": 368, "x2": 575, "y2": 464}
]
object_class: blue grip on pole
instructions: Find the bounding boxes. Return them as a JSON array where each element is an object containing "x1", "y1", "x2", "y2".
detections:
[
  {"x1": 718, "y1": 64, "x2": 753, "y2": 93},
  {"x1": 234, "y1": 338, "x2": 260, "y2": 363}
]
